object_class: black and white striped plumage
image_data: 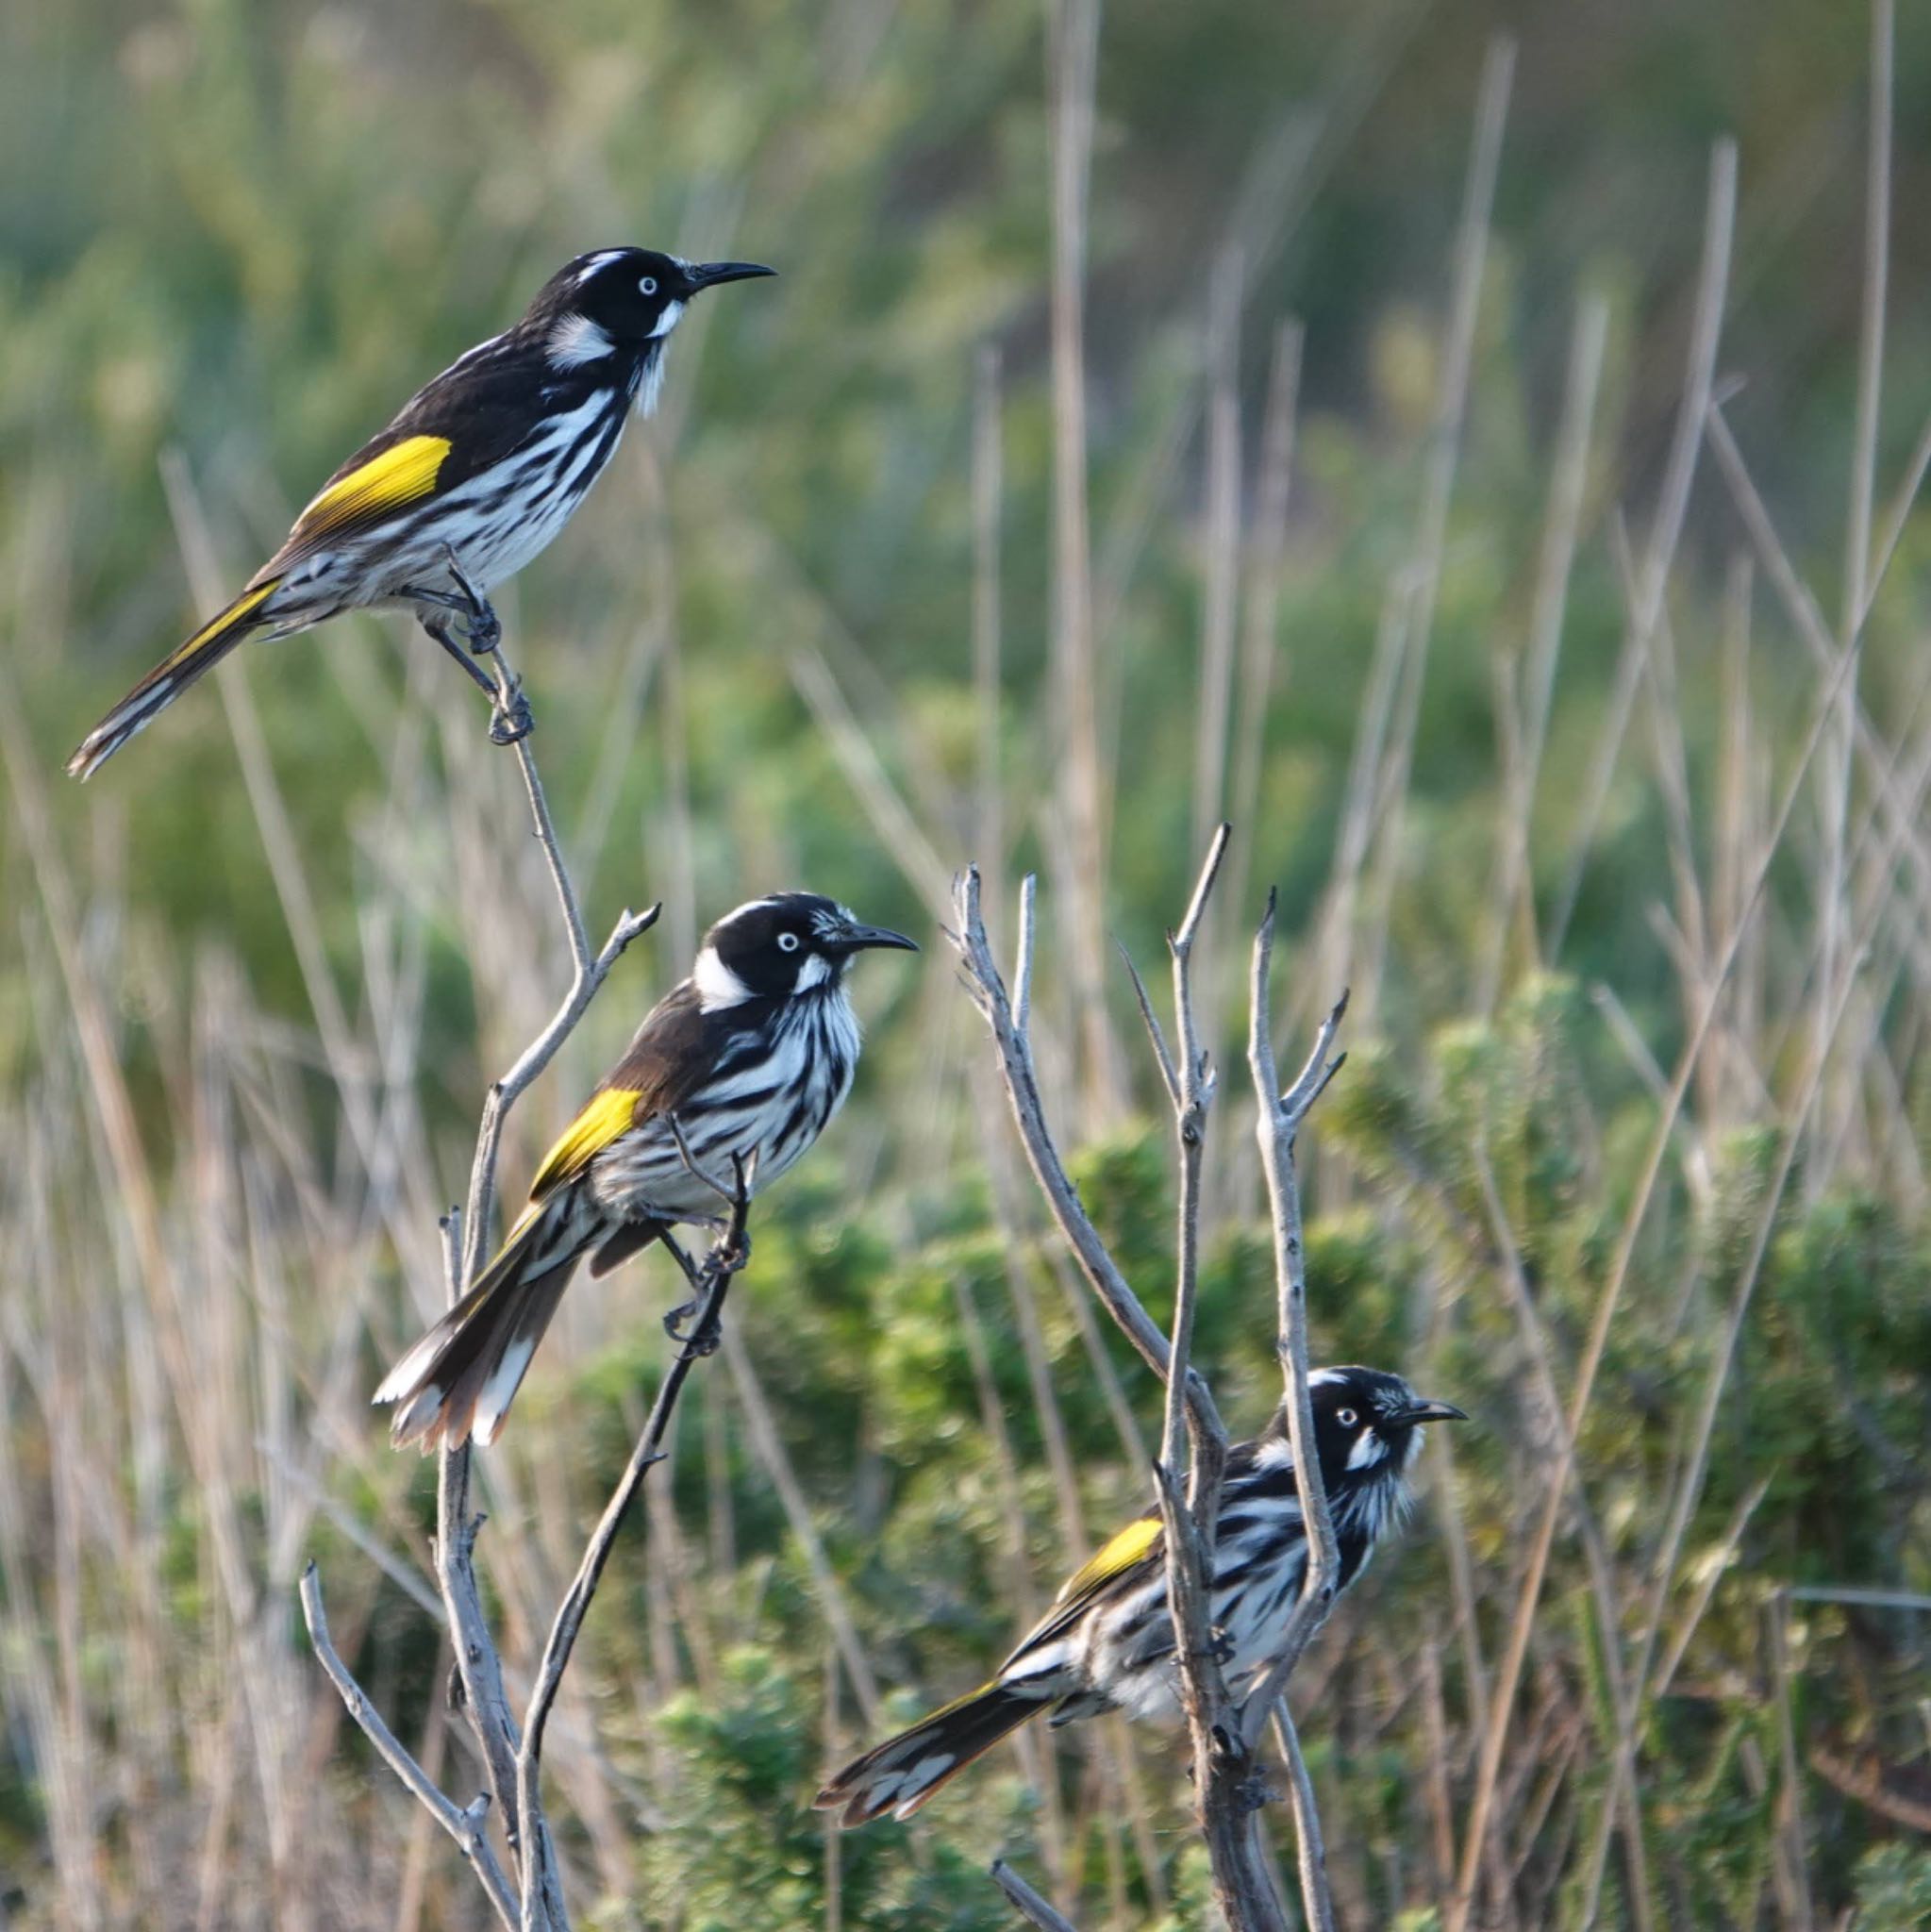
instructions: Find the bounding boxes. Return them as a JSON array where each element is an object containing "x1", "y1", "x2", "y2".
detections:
[
  {"x1": 817, "y1": 1367, "x2": 1467, "y2": 1828},
  {"x1": 376, "y1": 893, "x2": 915, "y2": 1452},
  {"x1": 69, "y1": 248, "x2": 774, "y2": 777}
]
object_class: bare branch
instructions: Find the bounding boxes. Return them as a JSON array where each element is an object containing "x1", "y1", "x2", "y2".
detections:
[
  {"x1": 514, "y1": 1160, "x2": 757, "y2": 1925},
  {"x1": 1151, "y1": 824, "x2": 1238, "y2": 1784},
  {"x1": 426, "y1": 691, "x2": 659, "y2": 1905},
  {"x1": 990, "y1": 1858, "x2": 1083, "y2": 1932},
  {"x1": 1240, "y1": 892, "x2": 1347, "y2": 1930},
  {"x1": 458, "y1": 901, "x2": 660, "y2": 1291},
  {"x1": 1115, "y1": 937, "x2": 1180, "y2": 1109},
  {"x1": 300, "y1": 1564, "x2": 519, "y2": 1928},
  {"x1": 1270, "y1": 1702, "x2": 1337, "y2": 1932},
  {"x1": 295, "y1": 598, "x2": 667, "y2": 1929},
  {"x1": 947, "y1": 867, "x2": 1224, "y2": 1442}
]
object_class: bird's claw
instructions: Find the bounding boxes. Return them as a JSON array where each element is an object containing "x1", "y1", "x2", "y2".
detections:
[
  {"x1": 461, "y1": 604, "x2": 503, "y2": 657},
  {"x1": 663, "y1": 1297, "x2": 723, "y2": 1355},
  {"x1": 442, "y1": 547, "x2": 500, "y2": 654},
  {"x1": 488, "y1": 684, "x2": 534, "y2": 745}
]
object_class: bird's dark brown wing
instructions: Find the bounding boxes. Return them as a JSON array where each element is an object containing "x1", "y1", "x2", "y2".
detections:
[
  {"x1": 264, "y1": 331, "x2": 590, "y2": 570},
  {"x1": 521, "y1": 981, "x2": 732, "y2": 1203}
]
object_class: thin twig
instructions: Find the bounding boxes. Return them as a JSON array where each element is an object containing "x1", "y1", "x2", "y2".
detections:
[
  {"x1": 300, "y1": 1564, "x2": 518, "y2": 1928},
  {"x1": 1271, "y1": 1702, "x2": 1337, "y2": 1932},
  {"x1": 1145, "y1": 826, "x2": 1280, "y2": 1932},
  {"x1": 514, "y1": 1160, "x2": 756, "y2": 1927},
  {"x1": 948, "y1": 867, "x2": 1224, "y2": 1442},
  {"x1": 1242, "y1": 902, "x2": 1347, "y2": 1742},
  {"x1": 991, "y1": 1858, "x2": 1084, "y2": 1932}
]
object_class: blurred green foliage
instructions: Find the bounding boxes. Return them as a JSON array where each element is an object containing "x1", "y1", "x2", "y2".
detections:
[{"x1": 6, "y1": 0, "x2": 1931, "y2": 1926}]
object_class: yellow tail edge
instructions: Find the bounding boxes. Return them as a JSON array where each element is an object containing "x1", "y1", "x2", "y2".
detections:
[{"x1": 68, "y1": 578, "x2": 281, "y2": 779}]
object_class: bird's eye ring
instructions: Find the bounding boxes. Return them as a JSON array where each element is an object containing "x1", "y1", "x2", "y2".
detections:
[
  {"x1": 640, "y1": 275, "x2": 658, "y2": 296},
  {"x1": 777, "y1": 931, "x2": 801, "y2": 953},
  {"x1": 1337, "y1": 1407, "x2": 1358, "y2": 1427}
]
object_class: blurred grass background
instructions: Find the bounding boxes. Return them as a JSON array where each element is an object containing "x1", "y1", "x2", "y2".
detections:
[{"x1": 5, "y1": 0, "x2": 1931, "y2": 1925}]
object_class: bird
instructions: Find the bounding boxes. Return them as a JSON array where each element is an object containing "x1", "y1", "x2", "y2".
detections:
[
  {"x1": 375, "y1": 892, "x2": 915, "y2": 1452},
  {"x1": 815, "y1": 1365, "x2": 1467, "y2": 1827},
  {"x1": 68, "y1": 247, "x2": 774, "y2": 778}
]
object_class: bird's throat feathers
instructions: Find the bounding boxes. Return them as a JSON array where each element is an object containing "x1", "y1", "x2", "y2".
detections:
[{"x1": 543, "y1": 313, "x2": 668, "y2": 419}]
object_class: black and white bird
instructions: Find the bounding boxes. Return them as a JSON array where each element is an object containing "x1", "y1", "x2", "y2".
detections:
[
  {"x1": 376, "y1": 892, "x2": 915, "y2": 1451},
  {"x1": 69, "y1": 247, "x2": 773, "y2": 777},
  {"x1": 816, "y1": 1366, "x2": 1466, "y2": 1827}
]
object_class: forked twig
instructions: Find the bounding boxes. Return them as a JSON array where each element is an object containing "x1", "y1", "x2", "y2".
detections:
[
  {"x1": 301, "y1": 608, "x2": 708, "y2": 1931},
  {"x1": 951, "y1": 838, "x2": 1347, "y2": 1932},
  {"x1": 300, "y1": 1563, "x2": 519, "y2": 1928},
  {"x1": 948, "y1": 866, "x2": 1224, "y2": 1444}
]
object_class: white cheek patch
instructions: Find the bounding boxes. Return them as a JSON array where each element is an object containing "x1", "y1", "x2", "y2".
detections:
[
  {"x1": 547, "y1": 313, "x2": 614, "y2": 369},
  {"x1": 1346, "y1": 1429, "x2": 1389, "y2": 1472},
  {"x1": 692, "y1": 945, "x2": 754, "y2": 1011},
  {"x1": 794, "y1": 952, "x2": 832, "y2": 991},
  {"x1": 648, "y1": 298, "x2": 686, "y2": 340}
]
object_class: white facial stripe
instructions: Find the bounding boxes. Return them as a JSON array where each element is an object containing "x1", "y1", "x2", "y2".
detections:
[
  {"x1": 575, "y1": 250, "x2": 625, "y2": 285},
  {"x1": 548, "y1": 313, "x2": 614, "y2": 369},
  {"x1": 795, "y1": 952, "x2": 833, "y2": 991},
  {"x1": 648, "y1": 298, "x2": 686, "y2": 340},
  {"x1": 1345, "y1": 1429, "x2": 1389, "y2": 1472},
  {"x1": 692, "y1": 945, "x2": 754, "y2": 1011}
]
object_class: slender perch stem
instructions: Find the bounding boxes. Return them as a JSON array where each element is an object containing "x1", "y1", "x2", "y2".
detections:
[
  {"x1": 991, "y1": 1857, "x2": 1084, "y2": 1932},
  {"x1": 434, "y1": 704, "x2": 657, "y2": 1894},
  {"x1": 512, "y1": 1160, "x2": 757, "y2": 1925},
  {"x1": 304, "y1": 607, "x2": 663, "y2": 1932},
  {"x1": 947, "y1": 866, "x2": 1225, "y2": 1444},
  {"x1": 300, "y1": 1563, "x2": 520, "y2": 1929}
]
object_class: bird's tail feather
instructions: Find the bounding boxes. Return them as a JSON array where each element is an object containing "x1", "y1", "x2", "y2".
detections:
[
  {"x1": 375, "y1": 1191, "x2": 598, "y2": 1452},
  {"x1": 67, "y1": 576, "x2": 283, "y2": 779},
  {"x1": 815, "y1": 1681, "x2": 1042, "y2": 1827}
]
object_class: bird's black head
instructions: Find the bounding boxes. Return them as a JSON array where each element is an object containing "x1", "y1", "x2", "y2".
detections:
[
  {"x1": 1286, "y1": 1366, "x2": 1468, "y2": 1496},
  {"x1": 524, "y1": 247, "x2": 774, "y2": 378},
  {"x1": 693, "y1": 893, "x2": 917, "y2": 1008}
]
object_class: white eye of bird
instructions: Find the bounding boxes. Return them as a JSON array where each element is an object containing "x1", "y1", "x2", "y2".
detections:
[
  {"x1": 777, "y1": 931, "x2": 801, "y2": 953},
  {"x1": 1337, "y1": 1407, "x2": 1358, "y2": 1427},
  {"x1": 640, "y1": 275, "x2": 658, "y2": 296}
]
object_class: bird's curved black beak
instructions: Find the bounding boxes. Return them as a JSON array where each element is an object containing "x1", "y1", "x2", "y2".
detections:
[
  {"x1": 1394, "y1": 1399, "x2": 1469, "y2": 1426},
  {"x1": 684, "y1": 261, "x2": 777, "y2": 292},
  {"x1": 836, "y1": 922, "x2": 919, "y2": 955}
]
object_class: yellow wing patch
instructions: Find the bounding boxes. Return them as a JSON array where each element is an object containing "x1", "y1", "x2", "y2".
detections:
[
  {"x1": 296, "y1": 434, "x2": 452, "y2": 541},
  {"x1": 1055, "y1": 1513, "x2": 1163, "y2": 1606},
  {"x1": 524, "y1": 1088, "x2": 642, "y2": 1205}
]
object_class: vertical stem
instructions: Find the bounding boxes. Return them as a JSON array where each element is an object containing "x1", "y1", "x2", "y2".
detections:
[
  {"x1": 1045, "y1": 0, "x2": 1119, "y2": 1126},
  {"x1": 974, "y1": 344, "x2": 1006, "y2": 929},
  {"x1": 1191, "y1": 249, "x2": 1244, "y2": 860}
]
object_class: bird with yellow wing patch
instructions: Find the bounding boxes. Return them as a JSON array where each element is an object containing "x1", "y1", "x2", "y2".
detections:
[
  {"x1": 67, "y1": 247, "x2": 772, "y2": 777},
  {"x1": 376, "y1": 892, "x2": 915, "y2": 1452},
  {"x1": 816, "y1": 1367, "x2": 1467, "y2": 1826}
]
